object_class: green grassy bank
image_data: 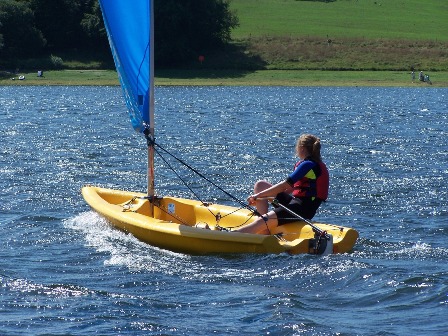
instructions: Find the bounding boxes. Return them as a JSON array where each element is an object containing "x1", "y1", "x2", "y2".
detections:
[
  {"x1": 2, "y1": 69, "x2": 447, "y2": 87},
  {"x1": 231, "y1": 0, "x2": 448, "y2": 41},
  {"x1": 228, "y1": 0, "x2": 448, "y2": 72},
  {"x1": 1, "y1": 0, "x2": 446, "y2": 85}
]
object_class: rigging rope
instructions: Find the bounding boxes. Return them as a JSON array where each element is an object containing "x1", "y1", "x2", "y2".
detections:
[
  {"x1": 142, "y1": 139, "x2": 262, "y2": 229},
  {"x1": 153, "y1": 141, "x2": 259, "y2": 215}
]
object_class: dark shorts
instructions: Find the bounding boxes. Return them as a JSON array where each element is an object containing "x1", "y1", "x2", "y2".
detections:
[{"x1": 273, "y1": 192, "x2": 322, "y2": 225}]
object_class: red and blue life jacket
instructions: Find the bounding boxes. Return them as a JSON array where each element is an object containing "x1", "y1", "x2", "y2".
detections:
[{"x1": 291, "y1": 159, "x2": 329, "y2": 201}]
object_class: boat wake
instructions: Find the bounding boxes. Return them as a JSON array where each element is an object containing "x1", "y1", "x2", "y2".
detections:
[
  {"x1": 66, "y1": 212, "x2": 366, "y2": 284},
  {"x1": 65, "y1": 212, "x2": 191, "y2": 272},
  {"x1": 353, "y1": 237, "x2": 448, "y2": 261}
]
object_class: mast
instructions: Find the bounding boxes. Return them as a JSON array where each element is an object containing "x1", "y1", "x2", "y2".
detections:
[{"x1": 147, "y1": 0, "x2": 155, "y2": 211}]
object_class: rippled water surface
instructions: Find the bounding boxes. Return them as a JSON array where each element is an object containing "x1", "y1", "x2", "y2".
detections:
[{"x1": 1, "y1": 86, "x2": 447, "y2": 335}]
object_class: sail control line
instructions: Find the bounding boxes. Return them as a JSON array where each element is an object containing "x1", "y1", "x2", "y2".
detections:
[
  {"x1": 138, "y1": 138, "x2": 259, "y2": 228},
  {"x1": 271, "y1": 199, "x2": 333, "y2": 255}
]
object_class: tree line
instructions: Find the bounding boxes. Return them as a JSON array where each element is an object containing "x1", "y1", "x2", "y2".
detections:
[{"x1": 0, "y1": 0, "x2": 238, "y2": 69}]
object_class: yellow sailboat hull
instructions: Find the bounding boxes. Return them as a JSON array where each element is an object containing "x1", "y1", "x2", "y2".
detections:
[{"x1": 81, "y1": 186, "x2": 358, "y2": 255}]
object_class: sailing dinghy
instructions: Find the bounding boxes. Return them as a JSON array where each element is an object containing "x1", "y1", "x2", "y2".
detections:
[{"x1": 82, "y1": 0, "x2": 358, "y2": 255}]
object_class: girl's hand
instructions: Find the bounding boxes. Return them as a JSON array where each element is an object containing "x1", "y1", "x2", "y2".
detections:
[{"x1": 247, "y1": 195, "x2": 257, "y2": 205}]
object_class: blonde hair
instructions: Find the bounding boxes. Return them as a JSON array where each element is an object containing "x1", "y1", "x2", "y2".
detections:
[{"x1": 296, "y1": 134, "x2": 322, "y2": 161}]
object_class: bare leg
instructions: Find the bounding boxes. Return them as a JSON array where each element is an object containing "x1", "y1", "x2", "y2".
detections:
[
  {"x1": 253, "y1": 180, "x2": 272, "y2": 215},
  {"x1": 235, "y1": 180, "x2": 280, "y2": 234},
  {"x1": 236, "y1": 210, "x2": 279, "y2": 234}
]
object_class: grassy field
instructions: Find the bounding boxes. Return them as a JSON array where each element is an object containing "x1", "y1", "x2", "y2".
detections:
[
  {"x1": 2, "y1": 69, "x2": 447, "y2": 87},
  {"x1": 230, "y1": 0, "x2": 448, "y2": 41},
  {"x1": 227, "y1": 0, "x2": 448, "y2": 71},
  {"x1": 1, "y1": 0, "x2": 447, "y2": 86}
]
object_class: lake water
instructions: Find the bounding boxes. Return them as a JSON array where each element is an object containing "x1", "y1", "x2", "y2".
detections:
[{"x1": 0, "y1": 85, "x2": 446, "y2": 335}]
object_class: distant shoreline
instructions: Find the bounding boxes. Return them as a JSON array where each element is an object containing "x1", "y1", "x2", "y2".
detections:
[{"x1": 1, "y1": 69, "x2": 447, "y2": 87}]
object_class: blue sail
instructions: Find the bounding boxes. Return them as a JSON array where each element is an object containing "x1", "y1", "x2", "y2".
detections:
[{"x1": 99, "y1": 0, "x2": 151, "y2": 133}]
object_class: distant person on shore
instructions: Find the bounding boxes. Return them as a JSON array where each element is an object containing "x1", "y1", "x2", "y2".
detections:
[
  {"x1": 235, "y1": 134, "x2": 329, "y2": 235},
  {"x1": 425, "y1": 74, "x2": 432, "y2": 85},
  {"x1": 411, "y1": 71, "x2": 415, "y2": 82},
  {"x1": 419, "y1": 71, "x2": 425, "y2": 82}
]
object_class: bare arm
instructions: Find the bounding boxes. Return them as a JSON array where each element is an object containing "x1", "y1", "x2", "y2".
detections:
[{"x1": 248, "y1": 181, "x2": 290, "y2": 204}]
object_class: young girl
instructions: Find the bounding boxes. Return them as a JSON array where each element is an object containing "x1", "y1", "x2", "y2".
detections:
[{"x1": 236, "y1": 134, "x2": 329, "y2": 234}]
